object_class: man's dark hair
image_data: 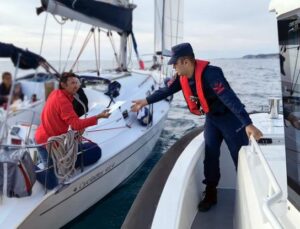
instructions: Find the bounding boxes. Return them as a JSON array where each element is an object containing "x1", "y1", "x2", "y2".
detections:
[
  {"x1": 2, "y1": 71, "x2": 11, "y2": 79},
  {"x1": 59, "y1": 72, "x2": 77, "y2": 89}
]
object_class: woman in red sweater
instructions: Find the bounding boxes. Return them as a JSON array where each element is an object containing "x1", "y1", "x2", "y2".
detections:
[{"x1": 35, "y1": 72, "x2": 110, "y2": 189}]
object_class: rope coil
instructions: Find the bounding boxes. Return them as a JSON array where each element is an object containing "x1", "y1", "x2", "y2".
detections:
[{"x1": 46, "y1": 131, "x2": 79, "y2": 180}]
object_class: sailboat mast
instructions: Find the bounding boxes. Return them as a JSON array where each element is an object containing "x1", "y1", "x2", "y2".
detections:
[{"x1": 119, "y1": 32, "x2": 128, "y2": 70}]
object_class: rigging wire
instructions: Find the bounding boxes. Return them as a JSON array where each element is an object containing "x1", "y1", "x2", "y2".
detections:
[
  {"x1": 98, "y1": 28, "x2": 101, "y2": 74},
  {"x1": 35, "y1": 12, "x2": 49, "y2": 78},
  {"x1": 154, "y1": 0, "x2": 163, "y2": 52},
  {"x1": 53, "y1": 14, "x2": 67, "y2": 73},
  {"x1": 39, "y1": 13, "x2": 49, "y2": 56},
  {"x1": 93, "y1": 30, "x2": 100, "y2": 76},
  {"x1": 292, "y1": 70, "x2": 300, "y2": 95},
  {"x1": 107, "y1": 31, "x2": 121, "y2": 68},
  {"x1": 70, "y1": 28, "x2": 94, "y2": 72},
  {"x1": 169, "y1": 0, "x2": 173, "y2": 46},
  {"x1": 161, "y1": 0, "x2": 165, "y2": 52},
  {"x1": 63, "y1": 22, "x2": 81, "y2": 72},
  {"x1": 176, "y1": 0, "x2": 181, "y2": 44},
  {"x1": 59, "y1": 23, "x2": 63, "y2": 73},
  {"x1": 291, "y1": 46, "x2": 300, "y2": 95}
]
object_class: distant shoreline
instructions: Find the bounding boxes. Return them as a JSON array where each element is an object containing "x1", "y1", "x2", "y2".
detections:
[{"x1": 242, "y1": 53, "x2": 279, "y2": 59}]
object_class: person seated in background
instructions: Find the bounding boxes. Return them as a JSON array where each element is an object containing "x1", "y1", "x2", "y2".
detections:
[
  {"x1": 31, "y1": 94, "x2": 37, "y2": 103},
  {"x1": 0, "y1": 72, "x2": 12, "y2": 106},
  {"x1": 35, "y1": 72, "x2": 111, "y2": 189},
  {"x1": 150, "y1": 55, "x2": 161, "y2": 70},
  {"x1": 12, "y1": 83, "x2": 24, "y2": 104}
]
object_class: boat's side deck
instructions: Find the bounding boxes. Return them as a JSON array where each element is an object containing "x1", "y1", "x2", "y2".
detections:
[
  {"x1": 192, "y1": 188, "x2": 235, "y2": 229},
  {"x1": 121, "y1": 127, "x2": 204, "y2": 229}
]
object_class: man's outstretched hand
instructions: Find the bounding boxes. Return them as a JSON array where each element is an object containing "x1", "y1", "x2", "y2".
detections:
[{"x1": 131, "y1": 99, "x2": 148, "y2": 112}]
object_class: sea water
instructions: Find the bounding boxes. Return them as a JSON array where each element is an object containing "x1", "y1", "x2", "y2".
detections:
[{"x1": 0, "y1": 58, "x2": 281, "y2": 228}]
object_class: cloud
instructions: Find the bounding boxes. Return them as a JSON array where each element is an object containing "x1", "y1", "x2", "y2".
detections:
[
  {"x1": 183, "y1": 0, "x2": 278, "y2": 58},
  {"x1": 0, "y1": 0, "x2": 279, "y2": 60}
]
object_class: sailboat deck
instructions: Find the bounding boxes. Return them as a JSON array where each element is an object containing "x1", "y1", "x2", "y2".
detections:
[{"x1": 192, "y1": 188, "x2": 235, "y2": 229}]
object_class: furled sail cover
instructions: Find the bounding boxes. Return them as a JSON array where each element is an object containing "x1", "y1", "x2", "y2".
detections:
[
  {"x1": 0, "y1": 42, "x2": 46, "y2": 69},
  {"x1": 154, "y1": 0, "x2": 184, "y2": 54},
  {"x1": 39, "y1": 0, "x2": 134, "y2": 33}
]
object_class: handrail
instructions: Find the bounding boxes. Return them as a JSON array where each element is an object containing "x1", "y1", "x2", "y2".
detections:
[
  {"x1": 0, "y1": 106, "x2": 42, "y2": 146},
  {"x1": 249, "y1": 135, "x2": 283, "y2": 229},
  {"x1": 0, "y1": 142, "x2": 46, "y2": 149},
  {"x1": 0, "y1": 131, "x2": 80, "y2": 149}
]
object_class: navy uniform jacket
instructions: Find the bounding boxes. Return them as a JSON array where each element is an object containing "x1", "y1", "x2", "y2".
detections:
[{"x1": 146, "y1": 65, "x2": 252, "y2": 127}]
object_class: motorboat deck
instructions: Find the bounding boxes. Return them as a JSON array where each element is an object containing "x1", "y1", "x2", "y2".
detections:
[{"x1": 192, "y1": 189, "x2": 235, "y2": 229}]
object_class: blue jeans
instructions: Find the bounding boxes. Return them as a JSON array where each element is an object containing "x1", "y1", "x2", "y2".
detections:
[
  {"x1": 203, "y1": 112, "x2": 249, "y2": 187},
  {"x1": 36, "y1": 142, "x2": 101, "y2": 189}
]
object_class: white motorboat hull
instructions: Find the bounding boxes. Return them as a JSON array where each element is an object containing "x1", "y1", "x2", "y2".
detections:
[{"x1": 125, "y1": 113, "x2": 299, "y2": 229}]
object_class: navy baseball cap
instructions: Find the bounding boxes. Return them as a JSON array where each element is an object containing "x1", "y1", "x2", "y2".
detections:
[{"x1": 167, "y1": 43, "x2": 195, "y2": 65}]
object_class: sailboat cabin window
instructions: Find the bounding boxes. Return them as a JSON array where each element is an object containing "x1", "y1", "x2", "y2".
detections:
[{"x1": 278, "y1": 16, "x2": 300, "y2": 210}]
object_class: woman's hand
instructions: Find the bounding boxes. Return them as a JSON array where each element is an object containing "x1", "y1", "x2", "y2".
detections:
[{"x1": 97, "y1": 109, "x2": 111, "y2": 119}]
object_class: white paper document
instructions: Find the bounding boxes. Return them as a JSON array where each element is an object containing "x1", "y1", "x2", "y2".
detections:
[{"x1": 108, "y1": 101, "x2": 126, "y2": 113}]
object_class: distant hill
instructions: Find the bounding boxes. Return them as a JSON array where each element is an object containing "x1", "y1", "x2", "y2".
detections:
[{"x1": 242, "y1": 53, "x2": 279, "y2": 59}]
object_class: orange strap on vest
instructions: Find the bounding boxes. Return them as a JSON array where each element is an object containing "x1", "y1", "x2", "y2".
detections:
[{"x1": 180, "y1": 60, "x2": 210, "y2": 115}]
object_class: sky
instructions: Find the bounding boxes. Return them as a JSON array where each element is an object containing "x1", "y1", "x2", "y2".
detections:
[{"x1": 0, "y1": 0, "x2": 279, "y2": 60}]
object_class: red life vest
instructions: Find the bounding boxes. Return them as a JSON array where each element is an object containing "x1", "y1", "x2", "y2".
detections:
[{"x1": 179, "y1": 60, "x2": 210, "y2": 115}]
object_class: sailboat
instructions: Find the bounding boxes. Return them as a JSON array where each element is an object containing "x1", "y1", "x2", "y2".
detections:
[
  {"x1": 123, "y1": 1, "x2": 300, "y2": 228},
  {"x1": 0, "y1": 0, "x2": 183, "y2": 228}
]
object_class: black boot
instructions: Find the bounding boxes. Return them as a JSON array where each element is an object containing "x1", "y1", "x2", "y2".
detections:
[{"x1": 198, "y1": 185, "x2": 217, "y2": 212}]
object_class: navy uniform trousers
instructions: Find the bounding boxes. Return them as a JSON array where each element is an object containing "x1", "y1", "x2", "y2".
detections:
[{"x1": 203, "y1": 111, "x2": 249, "y2": 187}]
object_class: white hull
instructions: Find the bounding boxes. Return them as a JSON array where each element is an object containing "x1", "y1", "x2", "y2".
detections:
[
  {"x1": 18, "y1": 114, "x2": 167, "y2": 229},
  {"x1": 149, "y1": 113, "x2": 300, "y2": 229},
  {"x1": 0, "y1": 69, "x2": 171, "y2": 228}
]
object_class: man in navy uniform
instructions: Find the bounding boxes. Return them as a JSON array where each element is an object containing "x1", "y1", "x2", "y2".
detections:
[{"x1": 131, "y1": 42, "x2": 262, "y2": 211}]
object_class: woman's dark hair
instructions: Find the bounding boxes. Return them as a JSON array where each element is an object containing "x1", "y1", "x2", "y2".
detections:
[
  {"x1": 59, "y1": 72, "x2": 77, "y2": 89},
  {"x1": 2, "y1": 71, "x2": 11, "y2": 79}
]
